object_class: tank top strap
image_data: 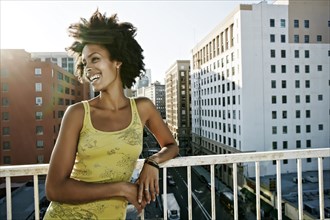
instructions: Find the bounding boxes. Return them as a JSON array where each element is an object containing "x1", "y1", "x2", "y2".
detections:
[
  {"x1": 130, "y1": 98, "x2": 143, "y2": 127},
  {"x1": 81, "y1": 100, "x2": 91, "y2": 129}
]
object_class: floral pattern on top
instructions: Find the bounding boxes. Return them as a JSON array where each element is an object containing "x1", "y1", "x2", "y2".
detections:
[{"x1": 43, "y1": 99, "x2": 143, "y2": 220}]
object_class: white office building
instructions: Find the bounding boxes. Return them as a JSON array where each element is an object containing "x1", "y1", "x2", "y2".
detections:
[{"x1": 191, "y1": 0, "x2": 329, "y2": 179}]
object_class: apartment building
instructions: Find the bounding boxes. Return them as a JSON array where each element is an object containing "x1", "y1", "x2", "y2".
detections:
[
  {"x1": 190, "y1": 0, "x2": 330, "y2": 179},
  {"x1": 0, "y1": 49, "x2": 88, "y2": 166},
  {"x1": 165, "y1": 60, "x2": 191, "y2": 155}
]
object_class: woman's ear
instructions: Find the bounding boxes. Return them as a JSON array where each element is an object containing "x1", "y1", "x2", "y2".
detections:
[{"x1": 116, "y1": 61, "x2": 122, "y2": 69}]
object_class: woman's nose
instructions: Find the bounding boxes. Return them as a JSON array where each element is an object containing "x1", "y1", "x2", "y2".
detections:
[{"x1": 85, "y1": 67, "x2": 92, "y2": 77}]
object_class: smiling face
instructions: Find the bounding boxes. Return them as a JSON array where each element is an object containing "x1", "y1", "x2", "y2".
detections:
[{"x1": 81, "y1": 44, "x2": 122, "y2": 92}]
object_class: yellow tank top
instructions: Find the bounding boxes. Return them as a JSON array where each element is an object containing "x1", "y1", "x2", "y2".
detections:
[{"x1": 44, "y1": 98, "x2": 143, "y2": 220}]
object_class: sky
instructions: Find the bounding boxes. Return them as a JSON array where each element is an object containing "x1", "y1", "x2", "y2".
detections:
[{"x1": 0, "y1": 0, "x2": 262, "y2": 83}]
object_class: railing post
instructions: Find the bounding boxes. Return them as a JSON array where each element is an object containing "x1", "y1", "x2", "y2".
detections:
[
  {"x1": 233, "y1": 163, "x2": 238, "y2": 220},
  {"x1": 210, "y1": 164, "x2": 215, "y2": 219},
  {"x1": 187, "y1": 166, "x2": 192, "y2": 220},
  {"x1": 163, "y1": 167, "x2": 167, "y2": 220},
  {"x1": 297, "y1": 158, "x2": 303, "y2": 220},
  {"x1": 33, "y1": 175, "x2": 40, "y2": 220},
  {"x1": 318, "y1": 157, "x2": 324, "y2": 220},
  {"x1": 255, "y1": 161, "x2": 261, "y2": 220},
  {"x1": 276, "y1": 160, "x2": 282, "y2": 220},
  {"x1": 6, "y1": 176, "x2": 12, "y2": 220}
]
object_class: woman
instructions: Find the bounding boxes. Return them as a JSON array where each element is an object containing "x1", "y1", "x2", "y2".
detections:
[{"x1": 44, "y1": 9, "x2": 179, "y2": 219}]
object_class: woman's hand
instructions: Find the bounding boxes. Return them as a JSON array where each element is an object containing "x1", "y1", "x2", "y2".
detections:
[
  {"x1": 136, "y1": 163, "x2": 159, "y2": 204},
  {"x1": 123, "y1": 182, "x2": 147, "y2": 214}
]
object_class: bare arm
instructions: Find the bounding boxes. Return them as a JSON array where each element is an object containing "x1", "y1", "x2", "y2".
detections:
[
  {"x1": 45, "y1": 103, "x2": 146, "y2": 211},
  {"x1": 136, "y1": 98, "x2": 179, "y2": 203}
]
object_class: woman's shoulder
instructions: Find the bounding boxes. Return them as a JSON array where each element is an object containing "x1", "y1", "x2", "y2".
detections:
[
  {"x1": 133, "y1": 97, "x2": 154, "y2": 109},
  {"x1": 64, "y1": 101, "x2": 85, "y2": 118}
]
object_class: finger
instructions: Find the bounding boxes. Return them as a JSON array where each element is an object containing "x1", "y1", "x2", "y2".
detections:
[
  {"x1": 134, "y1": 202, "x2": 142, "y2": 214},
  {"x1": 148, "y1": 183, "x2": 156, "y2": 202},
  {"x1": 138, "y1": 184, "x2": 144, "y2": 204},
  {"x1": 154, "y1": 178, "x2": 159, "y2": 196},
  {"x1": 144, "y1": 183, "x2": 151, "y2": 204}
]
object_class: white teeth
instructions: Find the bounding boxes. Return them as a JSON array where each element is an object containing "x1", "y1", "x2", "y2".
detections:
[{"x1": 90, "y1": 74, "x2": 100, "y2": 82}]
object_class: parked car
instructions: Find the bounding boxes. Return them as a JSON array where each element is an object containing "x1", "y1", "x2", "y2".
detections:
[
  {"x1": 167, "y1": 175, "x2": 176, "y2": 186},
  {"x1": 305, "y1": 175, "x2": 318, "y2": 183},
  {"x1": 292, "y1": 177, "x2": 306, "y2": 183}
]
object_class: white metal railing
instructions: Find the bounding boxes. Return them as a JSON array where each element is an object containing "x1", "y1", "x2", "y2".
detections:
[{"x1": 1, "y1": 148, "x2": 329, "y2": 220}]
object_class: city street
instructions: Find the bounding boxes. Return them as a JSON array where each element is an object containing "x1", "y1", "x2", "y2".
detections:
[{"x1": 165, "y1": 167, "x2": 233, "y2": 220}]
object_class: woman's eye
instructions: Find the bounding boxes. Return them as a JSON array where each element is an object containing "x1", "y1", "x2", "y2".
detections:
[{"x1": 92, "y1": 57, "x2": 99, "y2": 63}]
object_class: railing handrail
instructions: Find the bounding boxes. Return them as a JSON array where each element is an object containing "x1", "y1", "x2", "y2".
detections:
[
  {"x1": 1, "y1": 148, "x2": 329, "y2": 177},
  {"x1": 1, "y1": 148, "x2": 329, "y2": 220}
]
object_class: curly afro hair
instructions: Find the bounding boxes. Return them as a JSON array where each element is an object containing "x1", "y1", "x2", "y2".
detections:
[{"x1": 66, "y1": 9, "x2": 145, "y2": 88}]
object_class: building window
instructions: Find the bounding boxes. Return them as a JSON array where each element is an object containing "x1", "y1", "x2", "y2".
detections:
[
  {"x1": 36, "y1": 140, "x2": 44, "y2": 149},
  {"x1": 270, "y1": 19, "x2": 275, "y2": 27},
  {"x1": 294, "y1": 35, "x2": 299, "y2": 43},
  {"x1": 36, "y1": 126, "x2": 44, "y2": 135},
  {"x1": 3, "y1": 156, "x2": 11, "y2": 164},
  {"x1": 304, "y1": 20, "x2": 309, "y2": 28},
  {"x1": 270, "y1": 34, "x2": 275, "y2": 42},
  {"x1": 2, "y1": 98, "x2": 9, "y2": 107},
  {"x1": 282, "y1": 111, "x2": 287, "y2": 119},
  {"x1": 283, "y1": 159, "x2": 288, "y2": 164},
  {"x1": 294, "y1": 19, "x2": 299, "y2": 28},
  {"x1": 271, "y1": 80, "x2": 276, "y2": 88},
  {"x1": 2, "y1": 112, "x2": 9, "y2": 120},
  {"x1": 295, "y1": 95, "x2": 300, "y2": 103},
  {"x1": 270, "y1": 50, "x2": 276, "y2": 58},
  {"x1": 295, "y1": 65, "x2": 300, "y2": 73},
  {"x1": 306, "y1": 140, "x2": 311, "y2": 148},
  {"x1": 296, "y1": 140, "x2": 301, "y2": 148},
  {"x1": 305, "y1": 50, "x2": 310, "y2": 58},
  {"x1": 272, "y1": 126, "x2": 277, "y2": 134},
  {"x1": 283, "y1": 141, "x2": 288, "y2": 149},
  {"x1": 306, "y1": 125, "x2": 311, "y2": 133},
  {"x1": 305, "y1": 65, "x2": 310, "y2": 73},
  {"x1": 1, "y1": 83, "x2": 8, "y2": 92},
  {"x1": 37, "y1": 155, "x2": 44, "y2": 164},
  {"x1": 296, "y1": 125, "x2": 301, "y2": 133},
  {"x1": 282, "y1": 96, "x2": 287, "y2": 104},
  {"x1": 306, "y1": 110, "x2": 311, "y2": 118},
  {"x1": 271, "y1": 65, "x2": 276, "y2": 73},
  {"x1": 307, "y1": 158, "x2": 312, "y2": 163},
  {"x1": 36, "y1": 97, "x2": 43, "y2": 106},
  {"x1": 319, "y1": 124, "x2": 324, "y2": 130},
  {"x1": 305, "y1": 80, "x2": 310, "y2": 88},
  {"x1": 3, "y1": 141, "x2": 10, "y2": 150},
  {"x1": 281, "y1": 80, "x2": 286, "y2": 88},
  {"x1": 35, "y1": 83, "x2": 42, "y2": 92},
  {"x1": 271, "y1": 96, "x2": 277, "y2": 104},
  {"x1": 272, "y1": 141, "x2": 277, "y2": 150},
  {"x1": 3, "y1": 127, "x2": 10, "y2": 135},
  {"x1": 280, "y1": 19, "x2": 286, "y2": 28},
  {"x1": 295, "y1": 80, "x2": 300, "y2": 88},
  {"x1": 294, "y1": 50, "x2": 299, "y2": 58},
  {"x1": 57, "y1": 72, "x2": 63, "y2": 80},
  {"x1": 296, "y1": 110, "x2": 301, "y2": 118},
  {"x1": 281, "y1": 35, "x2": 286, "y2": 43},
  {"x1": 304, "y1": 35, "x2": 310, "y2": 43},
  {"x1": 272, "y1": 111, "x2": 277, "y2": 119},
  {"x1": 35, "y1": 68, "x2": 42, "y2": 75},
  {"x1": 281, "y1": 50, "x2": 286, "y2": 58},
  {"x1": 317, "y1": 65, "x2": 322, "y2": 71},
  {"x1": 317, "y1": 35, "x2": 322, "y2": 42},
  {"x1": 305, "y1": 95, "x2": 310, "y2": 103},
  {"x1": 36, "y1": 112, "x2": 43, "y2": 120},
  {"x1": 318, "y1": 95, "x2": 323, "y2": 101},
  {"x1": 283, "y1": 126, "x2": 288, "y2": 134},
  {"x1": 281, "y1": 65, "x2": 286, "y2": 73}
]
